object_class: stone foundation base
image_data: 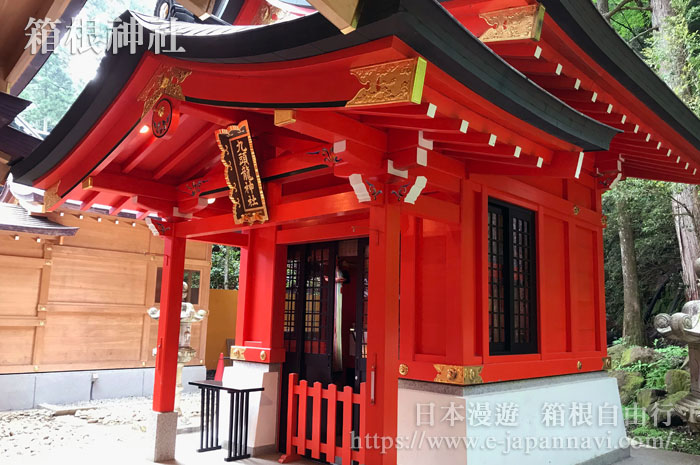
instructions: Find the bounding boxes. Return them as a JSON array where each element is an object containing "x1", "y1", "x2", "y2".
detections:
[
  {"x1": 146, "y1": 410, "x2": 178, "y2": 462},
  {"x1": 220, "y1": 361, "x2": 281, "y2": 456},
  {"x1": 397, "y1": 372, "x2": 629, "y2": 465}
]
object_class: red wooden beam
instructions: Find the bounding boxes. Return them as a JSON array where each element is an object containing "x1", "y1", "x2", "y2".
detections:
[
  {"x1": 175, "y1": 191, "x2": 367, "y2": 238},
  {"x1": 488, "y1": 42, "x2": 542, "y2": 59},
  {"x1": 276, "y1": 219, "x2": 369, "y2": 244},
  {"x1": 122, "y1": 135, "x2": 160, "y2": 174},
  {"x1": 179, "y1": 101, "x2": 244, "y2": 126},
  {"x1": 276, "y1": 110, "x2": 387, "y2": 152},
  {"x1": 83, "y1": 173, "x2": 178, "y2": 201},
  {"x1": 333, "y1": 139, "x2": 384, "y2": 174},
  {"x1": 153, "y1": 126, "x2": 215, "y2": 180},
  {"x1": 399, "y1": 195, "x2": 460, "y2": 224},
  {"x1": 504, "y1": 57, "x2": 562, "y2": 75},
  {"x1": 132, "y1": 195, "x2": 175, "y2": 217},
  {"x1": 109, "y1": 196, "x2": 132, "y2": 216},
  {"x1": 360, "y1": 115, "x2": 463, "y2": 133},
  {"x1": 528, "y1": 74, "x2": 580, "y2": 90},
  {"x1": 190, "y1": 232, "x2": 249, "y2": 248},
  {"x1": 79, "y1": 191, "x2": 101, "y2": 211},
  {"x1": 389, "y1": 147, "x2": 466, "y2": 178}
]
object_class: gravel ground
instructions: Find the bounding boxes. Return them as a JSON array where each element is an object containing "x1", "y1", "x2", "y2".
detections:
[{"x1": 0, "y1": 393, "x2": 201, "y2": 461}]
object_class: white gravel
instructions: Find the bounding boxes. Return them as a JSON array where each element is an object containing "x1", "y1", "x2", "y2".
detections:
[{"x1": 0, "y1": 393, "x2": 201, "y2": 461}]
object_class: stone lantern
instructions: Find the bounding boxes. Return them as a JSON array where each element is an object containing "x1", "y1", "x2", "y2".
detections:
[
  {"x1": 148, "y1": 282, "x2": 207, "y2": 414},
  {"x1": 654, "y1": 257, "x2": 700, "y2": 432}
]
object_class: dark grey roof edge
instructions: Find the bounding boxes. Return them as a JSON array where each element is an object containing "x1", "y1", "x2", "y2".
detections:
[
  {"x1": 541, "y1": 0, "x2": 700, "y2": 156},
  {"x1": 0, "y1": 203, "x2": 78, "y2": 236},
  {"x1": 12, "y1": 1, "x2": 618, "y2": 187}
]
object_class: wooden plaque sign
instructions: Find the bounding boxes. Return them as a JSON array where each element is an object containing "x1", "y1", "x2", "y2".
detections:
[{"x1": 216, "y1": 120, "x2": 268, "y2": 225}]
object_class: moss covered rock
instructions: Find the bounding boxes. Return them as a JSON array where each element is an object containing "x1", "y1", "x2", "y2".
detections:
[
  {"x1": 665, "y1": 369, "x2": 691, "y2": 395},
  {"x1": 647, "y1": 390, "x2": 690, "y2": 427},
  {"x1": 608, "y1": 344, "x2": 626, "y2": 367},
  {"x1": 636, "y1": 388, "x2": 666, "y2": 408},
  {"x1": 610, "y1": 370, "x2": 645, "y2": 405},
  {"x1": 619, "y1": 346, "x2": 660, "y2": 367}
]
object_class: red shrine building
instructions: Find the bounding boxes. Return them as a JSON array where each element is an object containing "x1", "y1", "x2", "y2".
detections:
[{"x1": 11, "y1": 1, "x2": 700, "y2": 464}]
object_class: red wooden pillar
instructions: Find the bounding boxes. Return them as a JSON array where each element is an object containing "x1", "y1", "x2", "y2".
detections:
[
  {"x1": 235, "y1": 225, "x2": 286, "y2": 358},
  {"x1": 153, "y1": 234, "x2": 186, "y2": 412},
  {"x1": 365, "y1": 203, "x2": 401, "y2": 465}
]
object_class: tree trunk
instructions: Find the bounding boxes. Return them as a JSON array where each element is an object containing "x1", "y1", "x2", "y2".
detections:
[
  {"x1": 650, "y1": 0, "x2": 691, "y2": 100},
  {"x1": 618, "y1": 197, "x2": 646, "y2": 345},
  {"x1": 223, "y1": 246, "x2": 229, "y2": 290},
  {"x1": 672, "y1": 186, "x2": 700, "y2": 300}
]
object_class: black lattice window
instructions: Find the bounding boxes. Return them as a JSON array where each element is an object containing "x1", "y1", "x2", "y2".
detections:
[
  {"x1": 304, "y1": 246, "x2": 330, "y2": 354},
  {"x1": 284, "y1": 250, "x2": 303, "y2": 351},
  {"x1": 488, "y1": 208, "x2": 506, "y2": 346},
  {"x1": 361, "y1": 243, "x2": 369, "y2": 358},
  {"x1": 488, "y1": 200, "x2": 537, "y2": 355}
]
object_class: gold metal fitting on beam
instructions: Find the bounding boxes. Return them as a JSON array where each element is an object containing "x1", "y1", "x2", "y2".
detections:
[
  {"x1": 274, "y1": 109, "x2": 296, "y2": 127},
  {"x1": 346, "y1": 57, "x2": 427, "y2": 107},
  {"x1": 479, "y1": 4, "x2": 546, "y2": 43},
  {"x1": 434, "y1": 364, "x2": 483, "y2": 385},
  {"x1": 230, "y1": 346, "x2": 246, "y2": 361},
  {"x1": 398, "y1": 363, "x2": 409, "y2": 376}
]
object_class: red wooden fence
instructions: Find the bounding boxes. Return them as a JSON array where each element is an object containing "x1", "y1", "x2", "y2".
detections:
[{"x1": 279, "y1": 373, "x2": 366, "y2": 465}]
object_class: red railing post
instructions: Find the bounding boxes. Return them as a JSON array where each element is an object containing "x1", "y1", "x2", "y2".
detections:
[
  {"x1": 311, "y1": 382, "x2": 322, "y2": 459},
  {"x1": 278, "y1": 373, "x2": 300, "y2": 463},
  {"x1": 341, "y1": 386, "x2": 353, "y2": 465},
  {"x1": 359, "y1": 382, "x2": 367, "y2": 463},
  {"x1": 297, "y1": 380, "x2": 309, "y2": 455},
  {"x1": 326, "y1": 383, "x2": 337, "y2": 462},
  {"x1": 280, "y1": 379, "x2": 366, "y2": 465}
]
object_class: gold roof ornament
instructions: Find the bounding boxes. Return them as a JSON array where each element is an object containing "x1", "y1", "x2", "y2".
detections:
[
  {"x1": 479, "y1": 4, "x2": 546, "y2": 43},
  {"x1": 346, "y1": 57, "x2": 427, "y2": 107},
  {"x1": 137, "y1": 66, "x2": 192, "y2": 118}
]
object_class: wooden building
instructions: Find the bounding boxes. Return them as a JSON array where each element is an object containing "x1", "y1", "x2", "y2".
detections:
[
  {"x1": 0, "y1": 185, "x2": 211, "y2": 377},
  {"x1": 10, "y1": 0, "x2": 700, "y2": 464}
]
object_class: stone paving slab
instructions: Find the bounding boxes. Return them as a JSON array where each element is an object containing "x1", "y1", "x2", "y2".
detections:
[{"x1": 618, "y1": 446, "x2": 700, "y2": 465}]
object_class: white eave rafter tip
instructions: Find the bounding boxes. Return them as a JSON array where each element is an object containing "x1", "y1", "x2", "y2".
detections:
[
  {"x1": 536, "y1": 157, "x2": 544, "y2": 168},
  {"x1": 514, "y1": 146, "x2": 521, "y2": 158},
  {"x1": 426, "y1": 103, "x2": 437, "y2": 118},
  {"x1": 460, "y1": 120, "x2": 469, "y2": 133},
  {"x1": 575, "y1": 152, "x2": 584, "y2": 179}
]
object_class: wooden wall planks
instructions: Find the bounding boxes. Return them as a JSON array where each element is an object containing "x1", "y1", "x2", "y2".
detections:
[{"x1": 0, "y1": 210, "x2": 212, "y2": 374}]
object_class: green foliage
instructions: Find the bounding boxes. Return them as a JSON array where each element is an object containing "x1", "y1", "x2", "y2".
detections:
[
  {"x1": 630, "y1": 423, "x2": 700, "y2": 454},
  {"x1": 645, "y1": 344, "x2": 689, "y2": 388},
  {"x1": 617, "y1": 343, "x2": 687, "y2": 390},
  {"x1": 602, "y1": 180, "x2": 683, "y2": 339},
  {"x1": 18, "y1": 0, "x2": 154, "y2": 132},
  {"x1": 210, "y1": 245, "x2": 240, "y2": 290},
  {"x1": 595, "y1": 0, "x2": 654, "y2": 51}
]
